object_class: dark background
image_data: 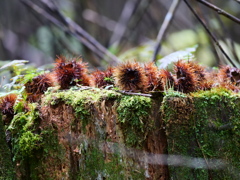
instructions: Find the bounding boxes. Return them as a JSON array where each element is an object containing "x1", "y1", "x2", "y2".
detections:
[{"x1": 0, "y1": 0, "x2": 239, "y2": 68}]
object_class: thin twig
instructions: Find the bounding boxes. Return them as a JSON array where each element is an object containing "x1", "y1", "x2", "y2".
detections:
[
  {"x1": 214, "y1": 10, "x2": 240, "y2": 63},
  {"x1": 196, "y1": 0, "x2": 240, "y2": 25},
  {"x1": 109, "y1": 0, "x2": 140, "y2": 46},
  {"x1": 40, "y1": 0, "x2": 120, "y2": 65},
  {"x1": 119, "y1": 0, "x2": 153, "y2": 50},
  {"x1": 21, "y1": 0, "x2": 119, "y2": 65},
  {"x1": 152, "y1": 0, "x2": 180, "y2": 63},
  {"x1": 196, "y1": 3, "x2": 222, "y2": 65},
  {"x1": 183, "y1": 0, "x2": 236, "y2": 67},
  {"x1": 116, "y1": 90, "x2": 152, "y2": 97},
  {"x1": 20, "y1": 0, "x2": 102, "y2": 60},
  {"x1": 82, "y1": 9, "x2": 116, "y2": 31}
]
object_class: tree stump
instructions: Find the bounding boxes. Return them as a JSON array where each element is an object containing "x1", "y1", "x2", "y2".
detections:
[{"x1": 0, "y1": 88, "x2": 239, "y2": 179}]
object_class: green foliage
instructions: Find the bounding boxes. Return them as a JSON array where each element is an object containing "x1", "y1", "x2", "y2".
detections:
[
  {"x1": 117, "y1": 95, "x2": 152, "y2": 147},
  {"x1": 0, "y1": 60, "x2": 45, "y2": 96}
]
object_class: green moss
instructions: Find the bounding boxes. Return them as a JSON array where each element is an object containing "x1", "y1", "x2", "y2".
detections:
[
  {"x1": 18, "y1": 131, "x2": 42, "y2": 157},
  {"x1": 117, "y1": 95, "x2": 152, "y2": 147},
  {"x1": 44, "y1": 88, "x2": 121, "y2": 131},
  {"x1": 77, "y1": 141, "x2": 145, "y2": 180},
  {"x1": 192, "y1": 89, "x2": 240, "y2": 179},
  {"x1": 162, "y1": 88, "x2": 240, "y2": 179},
  {"x1": 8, "y1": 103, "x2": 41, "y2": 161}
]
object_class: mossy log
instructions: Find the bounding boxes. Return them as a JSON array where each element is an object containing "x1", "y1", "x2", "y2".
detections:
[{"x1": 0, "y1": 88, "x2": 240, "y2": 179}]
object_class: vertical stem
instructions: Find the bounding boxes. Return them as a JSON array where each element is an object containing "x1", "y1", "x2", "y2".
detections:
[{"x1": 152, "y1": 0, "x2": 181, "y2": 63}]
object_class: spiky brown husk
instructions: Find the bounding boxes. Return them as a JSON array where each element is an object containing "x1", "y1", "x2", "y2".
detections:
[
  {"x1": 0, "y1": 94, "x2": 17, "y2": 124},
  {"x1": 114, "y1": 62, "x2": 147, "y2": 92},
  {"x1": 91, "y1": 67, "x2": 114, "y2": 88},
  {"x1": 174, "y1": 60, "x2": 198, "y2": 93},
  {"x1": 159, "y1": 69, "x2": 176, "y2": 90},
  {"x1": 187, "y1": 61, "x2": 213, "y2": 90},
  {"x1": 198, "y1": 71, "x2": 214, "y2": 91},
  {"x1": 218, "y1": 66, "x2": 240, "y2": 85},
  {"x1": 188, "y1": 61, "x2": 206, "y2": 79},
  {"x1": 54, "y1": 56, "x2": 90, "y2": 89},
  {"x1": 25, "y1": 73, "x2": 55, "y2": 102},
  {"x1": 144, "y1": 63, "x2": 163, "y2": 91},
  {"x1": 217, "y1": 66, "x2": 240, "y2": 92}
]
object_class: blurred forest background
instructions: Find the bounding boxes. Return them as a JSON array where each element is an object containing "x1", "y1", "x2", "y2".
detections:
[{"x1": 0, "y1": 0, "x2": 240, "y2": 70}]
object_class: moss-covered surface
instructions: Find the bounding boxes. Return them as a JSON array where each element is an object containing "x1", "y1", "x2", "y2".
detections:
[
  {"x1": 43, "y1": 88, "x2": 151, "y2": 179},
  {"x1": 0, "y1": 114, "x2": 15, "y2": 180},
  {"x1": 117, "y1": 95, "x2": 153, "y2": 147},
  {"x1": 77, "y1": 139, "x2": 145, "y2": 180},
  {"x1": 2, "y1": 87, "x2": 239, "y2": 179},
  {"x1": 162, "y1": 88, "x2": 240, "y2": 179},
  {"x1": 44, "y1": 88, "x2": 122, "y2": 131}
]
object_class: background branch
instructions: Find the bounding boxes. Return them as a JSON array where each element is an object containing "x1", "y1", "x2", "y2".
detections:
[
  {"x1": 196, "y1": 0, "x2": 240, "y2": 25},
  {"x1": 21, "y1": 0, "x2": 120, "y2": 65},
  {"x1": 184, "y1": 0, "x2": 236, "y2": 67},
  {"x1": 152, "y1": 0, "x2": 180, "y2": 63}
]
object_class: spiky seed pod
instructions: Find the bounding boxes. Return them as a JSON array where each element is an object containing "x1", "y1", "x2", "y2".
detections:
[
  {"x1": 71, "y1": 59, "x2": 90, "y2": 86},
  {"x1": 188, "y1": 61, "x2": 206, "y2": 80},
  {"x1": 104, "y1": 67, "x2": 114, "y2": 85},
  {"x1": 54, "y1": 57, "x2": 74, "y2": 89},
  {"x1": 174, "y1": 60, "x2": 198, "y2": 93},
  {"x1": 104, "y1": 67, "x2": 114, "y2": 78},
  {"x1": 114, "y1": 62, "x2": 147, "y2": 92},
  {"x1": 217, "y1": 66, "x2": 240, "y2": 91},
  {"x1": 91, "y1": 67, "x2": 114, "y2": 88},
  {"x1": 219, "y1": 82, "x2": 240, "y2": 93},
  {"x1": 91, "y1": 70, "x2": 106, "y2": 88},
  {"x1": 144, "y1": 62, "x2": 163, "y2": 91},
  {"x1": 217, "y1": 66, "x2": 240, "y2": 84},
  {"x1": 188, "y1": 61, "x2": 210, "y2": 90},
  {"x1": 25, "y1": 73, "x2": 55, "y2": 102},
  {"x1": 54, "y1": 56, "x2": 90, "y2": 89},
  {"x1": 218, "y1": 66, "x2": 232, "y2": 84},
  {"x1": 159, "y1": 69, "x2": 176, "y2": 90},
  {"x1": 230, "y1": 68, "x2": 240, "y2": 85},
  {"x1": 0, "y1": 94, "x2": 17, "y2": 124}
]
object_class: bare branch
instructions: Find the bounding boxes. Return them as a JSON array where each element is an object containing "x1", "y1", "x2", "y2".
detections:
[
  {"x1": 116, "y1": 90, "x2": 152, "y2": 97},
  {"x1": 152, "y1": 0, "x2": 181, "y2": 63},
  {"x1": 21, "y1": 0, "x2": 120, "y2": 65},
  {"x1": 109, "y1": 0, "x2": 140, "y2": 46},
  {"x1": 196, "y1": 0, "x2": 240, "y2": 25},
  {"x1": 183, "y1": 0, "x2": 236, "y2": 67}
]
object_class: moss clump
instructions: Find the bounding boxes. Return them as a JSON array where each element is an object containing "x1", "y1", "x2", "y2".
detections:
[
  {"x1": 18, "y1": 131, "x2": 42, "y2": 157},
  {"x1": 44, "y1": 88, "x2": 121, "y2": 130},
  {"x1": 117, "y1": 95, "x2": 152, "y2": 147},
  {"x1": 8, "y1": 103, "x2": 41, "y2": 161},
  {"x1": 162, "y1": 88, "x2": 240, "y2": 179}
]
